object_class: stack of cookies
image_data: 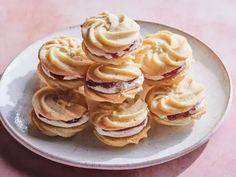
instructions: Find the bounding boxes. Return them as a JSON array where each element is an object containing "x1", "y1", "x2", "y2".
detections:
[
  {"x1": 31, "y1": 11, "x2": 206, "y2": 147},
  {"x1": 133, "y1": 31, "x2": 206, "y2": 126},
  {"x1": 32, "y1": 36, "x2": 93, "y2": 137},
  {"x1": 81, "y1": 12, "x2": 151, "y2": 147}
]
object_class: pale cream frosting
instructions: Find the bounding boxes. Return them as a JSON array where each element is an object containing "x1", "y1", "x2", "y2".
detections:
[
  {"x1": 37, "y1": 63, "x2": 84, "y2": 90},
  {"x1": 81, "y1": 11, "x2": 141, "y2": 59},
  {"x1": 87, "y1": 74, "x2": 144, "y2": 94},
  {"x1": 146, "y1": 78, "x2": 205, "y2": 119},
  {"x1": 36, "y1": 112, "x2": 89, "y2": 128},
  {"x1": 134, "y1": 31, "x2": 192, "y2": 79},
  {"x1": 41, "y1": 64, "x2": 83, "y2": 80},
  {"x1": 39, "y1": 36, "x2": 93, "y2": 77}
]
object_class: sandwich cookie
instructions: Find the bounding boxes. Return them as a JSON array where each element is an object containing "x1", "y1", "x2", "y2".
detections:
[
  {"x1": 90, "y1": 96, "x2": 151, "y2": 147},
  {"x1": 31, "y1": 87, "x2": 89, "y2": 137},
  {"x1": 134, "y1": 31, "x2": 192, "y2": 86},
  {"x1": 81, "y1": 11, "x2": 142, "y2": 64},
  {"x1": 38, "y1": 36, "x2": 93, "y2": 90},
  {"x1": 146, "y1": 78, "x2": 206, "y2": 126},
  {"x1": 84, "y1": 62, "x2": 144, "y2": 103}
]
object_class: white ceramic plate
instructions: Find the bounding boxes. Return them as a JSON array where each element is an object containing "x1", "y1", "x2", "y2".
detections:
[{"x1": 0, "y1": 21, "x2": 232, "y2": 170}]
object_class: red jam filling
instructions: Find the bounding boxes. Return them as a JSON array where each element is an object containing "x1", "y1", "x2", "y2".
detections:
[
  {"x1": 105, "y1": 53, "x2": 119, "y2": 58},
  {"x1": 167, "y1": 104, "x2": 199, "y2": 121},
  {"x1": 86, "y1": 77, "x2": 137, "y2": 89},
  {"x1": 103, "y1": 40, "x2": 137, "y2": 58},
  {"x1": 161, "y1": 64, "x2": 185, "y2": 79},
  {"x1": 45, "y1": 70, "x2": 81, "y2": 81},
  {"x1": 49, "y1": 72, "x2": 65, "y2": 80}
]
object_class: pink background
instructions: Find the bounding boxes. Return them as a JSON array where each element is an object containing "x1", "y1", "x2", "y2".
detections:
[{"x1": 0, "y1": 0, "x2": 235, "y2": 176}]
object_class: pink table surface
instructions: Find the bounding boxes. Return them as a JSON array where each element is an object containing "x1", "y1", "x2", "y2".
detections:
[{"x1": 0, "y1": 0, "x2": 236, "y2": 177}]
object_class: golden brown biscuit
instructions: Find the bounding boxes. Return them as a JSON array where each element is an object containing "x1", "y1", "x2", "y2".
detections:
[
  {"x1": 146, "y1": 78, "x2": 206, "y2": 126},
  {"x1": 38, "y1": 36, "x2": 93, "y2": 89},
  {"x1": 81, "y1": 11, "x2": 142, "y2": 64},
  {"x1": 139, "y1": 82, "x2": 153, "y2": 100},
  {"x1": 89, "y1": 96, "x2": 150, "y2": 147},
  {"x1": 134, "y1": 31, "x2": 192, "y2": 86},
  {"x1": 31, "y1": 87, "x2": 89, "y2": 137}
]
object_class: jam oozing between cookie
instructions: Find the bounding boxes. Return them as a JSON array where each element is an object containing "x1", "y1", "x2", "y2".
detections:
[
  {"x1": 86, "y1": 78, "x2": 136, "y2": 89},
  {"x1": 104, "y1": 41, "x2": 136, "y2": 58},
  {"x1": 162, "y1": 64, "x2": 185, "y2": 79},
  {"x1": 167, "y1": 103, "x2": 199, "y2": 121}
]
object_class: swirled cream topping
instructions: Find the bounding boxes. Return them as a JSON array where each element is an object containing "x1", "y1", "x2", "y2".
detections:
[
  {"x1": 32, "y1": 87, "x2": 88, "y2": 122},
  {"x1": 87, "y1": 62, "x2": 142, "y2": 83},
  {"x1": 134, "y1": 31, "x2": 192, "y2": 80},
  {"x1": 146, "y1": 78, "x2": 205, "y2": 119},
  {"x1": 81, "y1": 11, "x2": 141, "y2": 59},
  {"x1": 39, "y1": 36, "x2": 93, "y2": 77},
  {"x1": 90, "y1": 95, "x2": 149, "y2": 131}
]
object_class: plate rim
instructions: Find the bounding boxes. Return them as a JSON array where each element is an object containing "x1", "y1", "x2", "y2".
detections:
[{"x1": 0, "y1": 20, "x2": 233, "y2": 170}]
